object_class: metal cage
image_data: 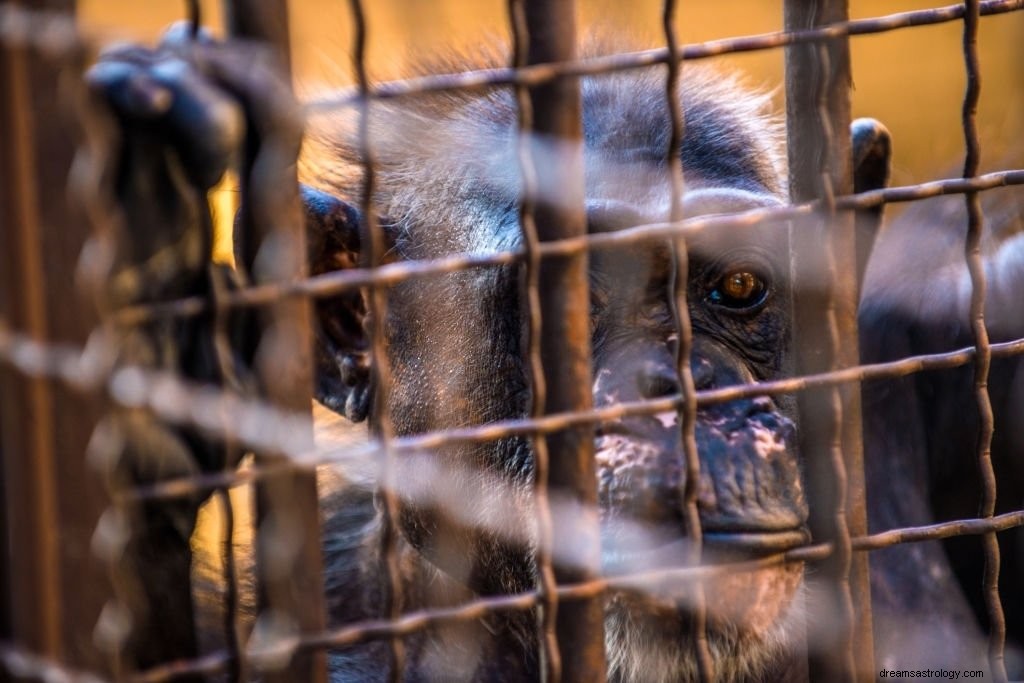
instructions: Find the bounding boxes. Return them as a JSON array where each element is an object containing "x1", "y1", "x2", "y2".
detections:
[{"x1": 0, "y1": 1, "x2": 1022, "y2": 681}]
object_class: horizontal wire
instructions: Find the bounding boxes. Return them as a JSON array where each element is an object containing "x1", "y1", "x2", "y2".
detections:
[
  {"x1": 3, "y1": 507, "x2": 1022, "y2": 683},
  {"x1": 2, "y1": 319, "x2": 1023, "y2": 502},
  {"x1": 305, "y1": 0, "x2": 1023, "y2": 110},
  {"x1": 120, "y1": 509, "x2": 1024, "y2": 682},
  {"x1": 112, "y1": 169, "x2": 1024, "y2": 326},
  {"x1": 2, "y1": 1, "x2": 1022, "y2": 94},
  {"x1": 0, "y1": 645, "x2": 110, "y2": 683}
]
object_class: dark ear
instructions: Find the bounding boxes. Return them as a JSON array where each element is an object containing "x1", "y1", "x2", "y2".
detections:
[
  {"x1": 851, "y1": 118, "x2": 892, "y2": 288},
  {"x1": 302, "y1": 185, "x2": 372, "y2": 422}
]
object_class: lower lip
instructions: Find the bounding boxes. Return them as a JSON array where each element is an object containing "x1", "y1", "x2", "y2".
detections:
[
  {"x1": 603, "y1": 529, "x2": 808, "y2": 574},
  {"x1": 703, "y1": 529, "x2": 810, "y2": 553}
]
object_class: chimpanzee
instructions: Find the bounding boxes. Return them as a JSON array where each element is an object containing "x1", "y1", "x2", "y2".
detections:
[
  {"x1": 86, "y1": 32, "x2": 1023, "y2": 683},
  {"x1": 860, "y1": 179, "x2": 1024, "y2": 677}
]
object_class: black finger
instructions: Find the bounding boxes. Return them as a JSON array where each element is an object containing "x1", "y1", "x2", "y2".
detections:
[{"x1": 145, "y1": 56, "x2": 245, "y2": 189}]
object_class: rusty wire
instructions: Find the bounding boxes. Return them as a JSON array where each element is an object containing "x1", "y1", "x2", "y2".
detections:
[
  {"x1": 3, "y1": 502, "x2": 1023, "y2": 683},
  {"x1": 344, "y1": 0, "x2": 406, "y2": 680},
  {"x1": 506, "y1": 1, "x2": 562, "y2": 680},
  {"x1": 185, "y1": 0, "x2": 201, "y2": 39},
  {"x1": 189, "y1": 2, "x2": 241, "y2": 660},
  {"x1": 305, "y1": 0, "x2": 1024, "y2": 110},
  {"x1": 62, "y1": 26, "x2": 136, "y2": 677},
  {"x1": 960, "y1": 1, "x2": 1007, "y2": 680},
  {"x1": 4, "y1": 2, "x2": 1024, "y2": 105},
  {"x1": 103, "y1": 508, "x2": 1024, "y2": 682},
  {"x1": 0, "y1": 6, "x2": 64, "y2": 659},
  {"x1": 208, "y1": 270, "x2": 244, "y2": 682},
  {"x1": 3, "y1": 320, "x2": 1024, "y2": 504},
  {"x1": 106, "y1": 168, "x2": 1024, "y2": 327},
  {"x1": 661, "y1": 0, "x2": 713, "y2": 680},
  {"x1": 5, "y1": 306, "x2": 1024, "y2": 677},
  {"x1": 0, "y1": 1, "x2": 1023, "y2": 681}
]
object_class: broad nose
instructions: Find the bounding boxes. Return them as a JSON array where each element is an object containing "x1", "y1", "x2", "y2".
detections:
[{"x1": 636, "y1": 356, "x2": 715, "y2": 399}]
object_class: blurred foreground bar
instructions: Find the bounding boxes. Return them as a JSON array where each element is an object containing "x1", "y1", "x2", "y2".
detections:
[
  {"x1": 223, "y1": 1, "x2": 327, "y2": 681},
  {"x1": 0, "y1": 0, "x2": 116, "y2": 677},
  {"x1": 784, "y1": 0, "x2": 873, "y2": 681},
  {"x1": 524, "y1": 0, "x2": 608, "y2": 680}
]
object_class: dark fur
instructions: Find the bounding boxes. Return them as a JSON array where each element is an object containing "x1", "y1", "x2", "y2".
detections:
[
  {"x1": 302, "y1": 61, "x2": 803, "y2": 682},
  {"x1": 860, "y1": 183, "x2": 1024, "y2": 676},
  {"x1": 88, "y1": 41, "x2": 1024, "y2": 682},
  {"x1": 303, "y1": 57, "x2": 1024, "y2": 679}
]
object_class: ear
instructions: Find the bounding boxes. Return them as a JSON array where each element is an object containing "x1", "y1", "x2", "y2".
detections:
[
  {"x1": 301, "y1": 185, "x2": 372, "y2": 422},
  {"x1": 851, "y1": 118, "x2": 892, "y2": 289}
]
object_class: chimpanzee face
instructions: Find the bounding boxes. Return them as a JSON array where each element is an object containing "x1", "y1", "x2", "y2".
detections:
[
  {"x1": 584, "y1": 189, "x2": 807, "y2": 670},
  {"x1": 303, "y1": 68, "x2": 812, "y2": 679},
  {"x1": 306, "y1": 182, "x2": 808, "y2": 672}
]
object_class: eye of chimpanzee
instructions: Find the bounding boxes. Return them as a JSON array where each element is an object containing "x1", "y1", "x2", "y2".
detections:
[{"x1": 706, "y1": 268, "x2": 770, "y2": 311}]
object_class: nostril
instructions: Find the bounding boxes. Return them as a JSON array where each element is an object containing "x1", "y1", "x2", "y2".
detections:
[{"x1": 638, "y1": 362, "x2": 681, "y2": 399}]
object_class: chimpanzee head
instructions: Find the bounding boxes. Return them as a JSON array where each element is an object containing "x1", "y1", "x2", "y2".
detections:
[{"x1": 302, "y1": 65, "x2": 888, "y2": 679}]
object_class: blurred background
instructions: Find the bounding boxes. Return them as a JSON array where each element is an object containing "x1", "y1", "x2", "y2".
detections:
[{"x1": 79, "y1": 0, "x2": 1023, "y2": 189}]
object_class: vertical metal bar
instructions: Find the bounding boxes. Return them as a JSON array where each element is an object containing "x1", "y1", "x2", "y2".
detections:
[
  {"x1": 224, "y1": 3, "x2": 327, "y2": 682},
  {"x1": 0, "y1": 2, "x2": 65, "y2": 662},
  {"x1": 661, "y1": 3, "x2": 713, "y2": 682},
  {"x1": 522, "y1": 1, "x2": 606, "y2": 681},
  {"x1": 960, "y1": 2, "x2": 1006, "y2": 680},
  {"x1": 507, "y1": 1, "x2": 561, "y2": 679},
  {"x1": 223, "y1": 0, "x2": 291, "y2": 73},
  {"x1": 344, "y1": 2, "x2": 405, "y2": 681},
  {"x1": 784, "y1": 1, "x2": 873, "y2": 682},
  {"x1": 0, "y1": 0, "x2": 114, "y2": 676}
]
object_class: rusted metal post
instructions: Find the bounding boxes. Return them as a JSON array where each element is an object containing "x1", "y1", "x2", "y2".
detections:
[
  {"x1": 0, "y1": 6, "x2": 65, "y2": 667},
  {"x1": 784, "y1": 1, "x2": 874, "y2": 682},
  {"x1": 0, "y1": 0, "x2": 114, "y2": 676},
  {"x1": 523, "y1": 1, "x2": 607, "y2": 681},
  {"x1": 223, "y1": 3, "x2": 327, "y2": 682},
  {"x1": 223, "y1": 0, "x2": 291, "y2": 73}
]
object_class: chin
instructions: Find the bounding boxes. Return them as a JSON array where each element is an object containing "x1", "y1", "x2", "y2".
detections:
[{"x1": 604, "y1": 563, "x2": 806, "y2": 683}]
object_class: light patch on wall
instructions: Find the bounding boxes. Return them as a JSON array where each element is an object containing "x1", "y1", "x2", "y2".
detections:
[{"x1": 210, "y1": 171, "x2": 238, "y2": 266}]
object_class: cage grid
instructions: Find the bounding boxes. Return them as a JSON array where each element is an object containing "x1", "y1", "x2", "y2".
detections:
[{"x1": 0, "y1": 1, "x2": 1022, "y2": 682}]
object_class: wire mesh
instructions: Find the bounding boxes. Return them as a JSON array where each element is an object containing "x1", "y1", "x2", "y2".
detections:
[
  {"x1": 0, "y1": 1, "x2": 1021, "y2": 681},
  {"x1": 960, "y1": 1, "x2": 1007, "y2": 680},
  {"x1": 661, "y1": 0, "x2": 712, "y2": 680},
  {"x1": 506, "y1": 0, "x2": 562, "y2": 679},
  {"x1": 343, "y1": 1, "x2": 406, "y2": 680}
]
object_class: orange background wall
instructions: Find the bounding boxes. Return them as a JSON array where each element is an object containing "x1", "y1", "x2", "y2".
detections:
[{"x1": 79, "y1": 1, "x2": 1023, "y2": 188}]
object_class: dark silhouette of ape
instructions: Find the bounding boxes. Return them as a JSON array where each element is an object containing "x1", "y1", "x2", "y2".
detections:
[
  {"x1": 860, "y1": 181, "x2": 1024, "y2": 677},
  {"x1": 87, "y1": 35, "x2": 1023, "y2": 682}
]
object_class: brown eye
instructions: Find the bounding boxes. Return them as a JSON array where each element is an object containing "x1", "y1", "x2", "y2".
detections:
[{"x1": 708, "y1": 270, "x2": 768, "y2": 310}]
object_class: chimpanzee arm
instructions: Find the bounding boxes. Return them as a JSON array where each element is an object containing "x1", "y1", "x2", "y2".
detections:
[{"x1": 85, "y1": 33, "x2": 303, "y2": 674}]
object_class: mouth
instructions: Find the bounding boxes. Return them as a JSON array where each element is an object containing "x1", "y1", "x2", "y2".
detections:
[
  {"x1": 603, "y1": 526, "x2": 809, "y2": 576},
  {"x1": 603, "y1": 525, "x2": 809, "y2": 630},
  {"x1": 702, "y1": 527, "x2": 810, "y2": 554}
]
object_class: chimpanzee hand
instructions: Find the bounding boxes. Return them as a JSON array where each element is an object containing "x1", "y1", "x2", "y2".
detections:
[{"x1": 86, "y1": 25, "x2": 303, "y2": 304}]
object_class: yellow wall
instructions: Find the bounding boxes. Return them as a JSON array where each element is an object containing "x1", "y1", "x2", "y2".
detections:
[{"x1": 79, "y1": 1, "x2": 1022, "y2": 187}]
